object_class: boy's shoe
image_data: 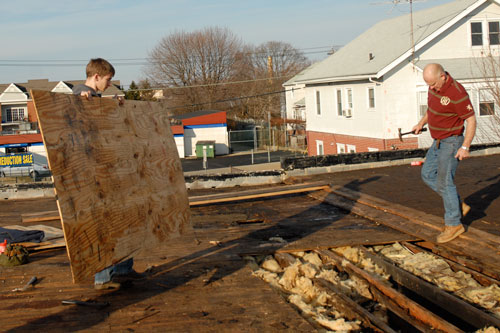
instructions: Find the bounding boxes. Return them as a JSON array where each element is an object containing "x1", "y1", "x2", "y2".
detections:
[
  {"x1": 436, "y1": 224, "x2": 465, "y2": 243},
  {"x1": 94, "y1": 281, "x2": 121, "y2": 290},
  {"x1": 462, "y1": 202, "x2": 471, "y2": 217},
  {"x1": 113, "y1": 270, "x2": 148, "y2": 283}
]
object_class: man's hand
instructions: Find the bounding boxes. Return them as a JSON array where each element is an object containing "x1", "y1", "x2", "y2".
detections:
[
  {"x1": 412, "y1": 124, "x2": 424, "y2": 134},
  {"x1": 455, "y1": 147, "x2": 470, "y2": 160}
]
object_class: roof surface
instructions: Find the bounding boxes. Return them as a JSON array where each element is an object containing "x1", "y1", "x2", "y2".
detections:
[
  {"x1": 0, "y1": 79, "x2": 123, "y2": 96},
  {"x1": 294, "y1": 0, "x2": 479, "y2": 83},
  {"x1": 170, "y1": 110, "x2": 225, "y2": 120},
  {"x1": 415, "y1": 57, "x2": 497, "y2": 80},
  {"x1": 0, "y1": 133, "x2": 42, "y2": 145}
]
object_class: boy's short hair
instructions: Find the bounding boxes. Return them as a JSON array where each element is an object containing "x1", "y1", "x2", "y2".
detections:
[{"x1": 86, "y1": 58, "x2": 115, "y2": 78}]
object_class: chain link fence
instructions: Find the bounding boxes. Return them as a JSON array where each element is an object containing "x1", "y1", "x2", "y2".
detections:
[{"x1": 228, "y1": 127, "x2": 307, "y2": 153}]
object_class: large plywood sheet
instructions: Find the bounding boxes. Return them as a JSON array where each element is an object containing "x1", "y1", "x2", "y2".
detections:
[{"x1": 31, "y1": 90, "x2": 191, "y2": 283}]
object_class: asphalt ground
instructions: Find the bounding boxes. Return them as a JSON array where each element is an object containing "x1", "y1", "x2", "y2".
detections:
[{"x1": 180, "y1": 150, "x2": 306, "y2": 172}]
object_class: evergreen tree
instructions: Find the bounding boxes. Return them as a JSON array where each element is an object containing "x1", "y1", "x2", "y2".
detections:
[{"x1": 125, "y1": 81, "x2": 140, "y2": 100}]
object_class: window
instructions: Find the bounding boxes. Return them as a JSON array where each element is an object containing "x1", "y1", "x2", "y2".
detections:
[
  {"x1": 489, "y1": 21, "x2": 500, "y2": 45},
  {"x1": 316, "y1": 91, "x2": 321, "y2": 116},
  {"x1": 480, "y1": 102, "x2": 495, "y2": 116},
  {"x1": 316, "y1": 140, "x2": 324, "y2": 156},
  {"x1": 471, "y1": 22, "x2": 483, "y2": 46},
  {"x1": 346, "y1": 88, "x2": 353, "y2": 109},
  {"x1": 479, "y1": 89, "x2": 496, "y2": 116},
  {"x1": 347, "y1": 145, "x2": 356, "y2": 153},
  {"x1": 417, "y1": 91, "x2": 428, "y2": 118},
  {"x1": 368, "y1": 87, "x2": 375, "y2": 109},
  {"x1": 5, "y1": 107, "x2": 26, "y2": 122},
  {"x1": 336, "y1": 143, "x2": 346, "y2": 154},
  {"x1": 336, "y1": 89, "x2": 343, "y2": 116}
]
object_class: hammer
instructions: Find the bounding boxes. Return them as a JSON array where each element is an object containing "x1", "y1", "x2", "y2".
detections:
[{"x1": 398, "y1": 127, "x2": 427, "y2": 141}]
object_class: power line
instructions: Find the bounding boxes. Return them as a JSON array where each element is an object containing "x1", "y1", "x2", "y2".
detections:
[
  {"x1": 0, "y1": 45, "x2": 342, "y2": 67},
  {"x1": 0, "y1": 74, "x2": 295, "y2": 94},
  {"x1": 128, "y1": 75, "x2": 294, "y2": 92},
  {"x1": 164, "y1": 87, "x2": 303, "y2": 112}
]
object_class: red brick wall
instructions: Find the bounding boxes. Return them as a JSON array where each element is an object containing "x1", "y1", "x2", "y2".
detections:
[
  {"x1": 307, "y1": 130, "x2": 419, "y2": 156},
  {"x1": 27, "y1": 101, "x2": 37, "y2": 122}
]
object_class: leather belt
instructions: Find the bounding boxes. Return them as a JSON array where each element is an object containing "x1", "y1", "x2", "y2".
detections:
[{"x1": 435, "y1": 134, "x2": 460, "y2": 149}]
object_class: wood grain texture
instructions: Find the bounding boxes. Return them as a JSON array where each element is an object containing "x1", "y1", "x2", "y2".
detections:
[{"x1": 31, "y1": 90, "x2": 191, "y2": 283}]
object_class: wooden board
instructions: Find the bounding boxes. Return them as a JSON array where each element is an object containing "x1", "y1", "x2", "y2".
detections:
[
  {"x1": 21, "y1": 210, "x2": 60, "y2": 223},
  {"x1": 31, "y1": 90, "x2": 191, "y2": 283}
]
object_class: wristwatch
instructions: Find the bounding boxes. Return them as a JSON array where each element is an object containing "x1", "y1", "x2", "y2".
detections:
[{"x1": 461, "y1": 146, "x2": 469, "y2": 151}]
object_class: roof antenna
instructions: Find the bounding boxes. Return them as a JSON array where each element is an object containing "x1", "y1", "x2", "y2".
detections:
[{"x1": 369, "y1": 0, "x2": 427, "y2": 68}]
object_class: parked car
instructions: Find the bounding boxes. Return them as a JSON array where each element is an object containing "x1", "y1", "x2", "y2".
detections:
[{"x1": 0, "y1": 163, "x2": 51, "y2": 178}]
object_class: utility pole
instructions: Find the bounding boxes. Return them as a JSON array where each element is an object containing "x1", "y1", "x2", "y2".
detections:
[
  {"x1": 267, "y1": 56, "x2": 273, "y2": 84},
  {"x1": 267, "y1": 56, "x2": 273, "y2": 150}
]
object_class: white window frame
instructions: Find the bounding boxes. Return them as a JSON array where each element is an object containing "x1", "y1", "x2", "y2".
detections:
[
  {"x1": 316, "y1": 140, "x2": 324, "y2": 156},
  {"x1": 336, "y1": 89, "x2": 343, "y2": 116},
  {"x1": 367, "y1": 87, "x2": 376, "y2": 110},
  {"x1": 479, "y1": 89, "x2": 496, "y2": 117},
  {"x1": 469, "y1": 19, "x2": 500, "y2": 48},
  {"x1": 470, "y1": 21, "x2": 484, "y2": 47},
  {"x1": 336, "y1": 143, "x2": 346, "y2": 154},
  {"x1": 488, "y1": 21, "x2": 500, "y2": 46},
  {"x1": 417, "y1": 90, "x2": 428, "y2": 119},
  {"x1": 368, "y1": 147, "x2": 379, "y2": 152},
  {"x1": 315, "y1": 90, "x2": 322, "y2": 116},
  {"x1": 4, "y1": 107, "x2": 27, "y2": 123},
  {"x1": 347, "y1": 144, "x2": 356, "y2": 153},
  {"x1": 346, "y1": 88, "x2": 353, "y2": 110}
]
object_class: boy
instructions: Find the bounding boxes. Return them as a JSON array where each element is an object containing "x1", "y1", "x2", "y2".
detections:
[{"x1": 73, "y1": 58, "x2": 143, "y2": 290}]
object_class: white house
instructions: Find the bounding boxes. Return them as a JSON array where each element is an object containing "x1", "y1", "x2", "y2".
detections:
[
  {"x1": 170, "y1": 110, "x2": 229, "y2": 157},
  {"x1": 287, "y1": 0, "x2": 500, "y2": 156}
]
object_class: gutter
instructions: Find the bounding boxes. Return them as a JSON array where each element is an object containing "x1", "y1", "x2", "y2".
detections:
[{"x1": 295, "y1": 74, "x2": 375, "y2": 85}]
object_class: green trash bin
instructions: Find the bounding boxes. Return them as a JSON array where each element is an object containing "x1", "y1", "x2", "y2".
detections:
[{"x1": 195, "y1": 141, "x2": 216, "y2": 158}]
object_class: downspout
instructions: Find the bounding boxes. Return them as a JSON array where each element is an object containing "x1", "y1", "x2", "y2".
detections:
[{"x1": 368, "y1": 76, "x2": 386, "y2": 149}]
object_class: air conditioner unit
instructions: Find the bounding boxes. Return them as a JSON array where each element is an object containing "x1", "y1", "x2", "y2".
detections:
[{"x1": 344, "y1": 109, "x2": 352, "y2": 118}]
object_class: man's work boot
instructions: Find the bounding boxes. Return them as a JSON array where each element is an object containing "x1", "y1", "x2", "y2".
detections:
[
  {"x1": 94, "y1": 281, "x2": 121, "y2": 290},
  {"x1": 436, "y1": 224, "x2": 465, "y2": 243},
  {"x1": 462, "y1": 202, "x2": 471, "y2": 217}
]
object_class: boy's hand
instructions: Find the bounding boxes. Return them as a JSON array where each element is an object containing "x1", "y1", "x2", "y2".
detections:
[
  {"x1": 113, "y1": 94, "x2": 125, "y2": 106},
  {"x1": 80, "y1": 91, "x2": 93, "y2": 100}
]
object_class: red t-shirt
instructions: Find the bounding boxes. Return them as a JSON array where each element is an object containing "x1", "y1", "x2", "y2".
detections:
[{"x1": 427, "y1": 73, "x2": 475, "y2": 139}]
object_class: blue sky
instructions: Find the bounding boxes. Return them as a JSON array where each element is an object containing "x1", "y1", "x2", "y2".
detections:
[{"x1": 1, "y1": 0, "x2": 454, "y2": 88}]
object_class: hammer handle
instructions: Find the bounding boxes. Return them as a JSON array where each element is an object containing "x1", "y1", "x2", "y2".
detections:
[{"x1": 402, "y1": 128, "x2": 427, "y2": 136}]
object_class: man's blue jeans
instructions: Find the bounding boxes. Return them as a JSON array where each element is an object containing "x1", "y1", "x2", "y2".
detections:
[
  {"x1": 94, "y1": 258, "x2": 134, "y2": 284},
  {"x1": 421, "y1": 135, "x2": 464, "y2": 227}
]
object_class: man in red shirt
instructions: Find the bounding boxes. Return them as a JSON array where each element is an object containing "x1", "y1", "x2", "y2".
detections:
[{"x1": 412, "y1": 63, "x2": 476, "y2": 243}]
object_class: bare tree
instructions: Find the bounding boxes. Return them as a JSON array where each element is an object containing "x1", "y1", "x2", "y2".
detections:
[
  {"x1": 231, "y1": 41, "x2": 310, "y2": 120},
  {"x1": 145, "y1": 26, "x2": 242, "y2": 114},
  {"x1": 145, "y1": 28, "x2": 310, "y2": 121}
]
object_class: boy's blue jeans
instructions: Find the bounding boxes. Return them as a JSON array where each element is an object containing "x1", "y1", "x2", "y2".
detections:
[
  {"x1": 94, "y1": 258, "x2": 134, "y2": 284},
  {"x1": 421, "y1": 135, "x2": 464, "y2": 227}
]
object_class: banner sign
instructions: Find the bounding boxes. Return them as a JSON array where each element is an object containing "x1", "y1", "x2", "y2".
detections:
[{"x1": 0, "y1": 153, "x2": 34, "y2": 167}]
